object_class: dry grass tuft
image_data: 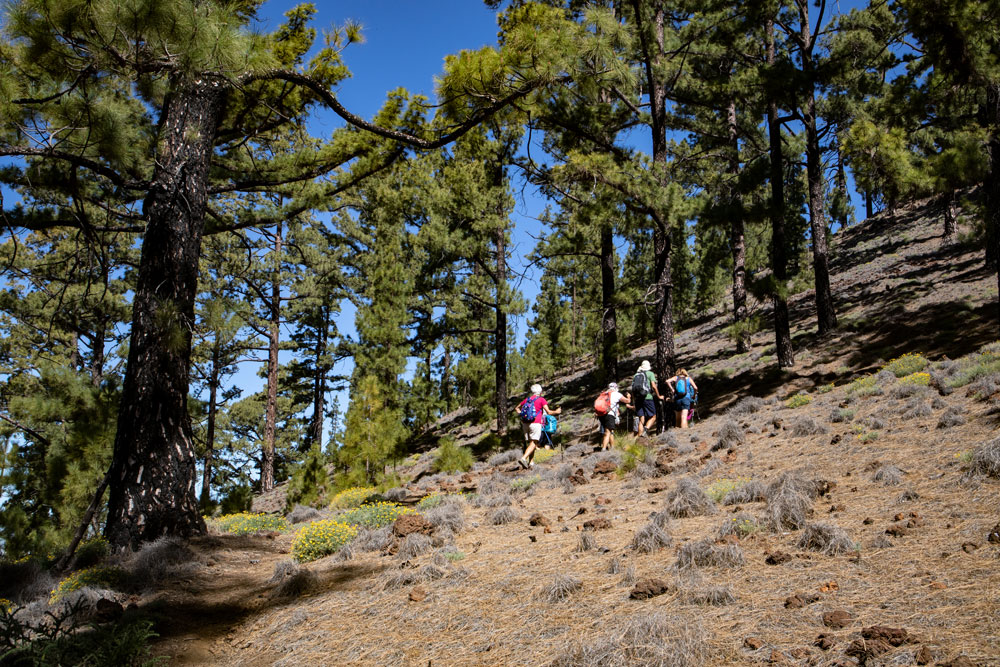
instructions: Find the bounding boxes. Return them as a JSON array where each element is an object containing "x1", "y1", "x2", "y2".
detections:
[
  {"x1": 797, "y1": 522, "x2": 855, "y2": 555},
  {"x1": 873, "y1": 464, "x2": 904, "y2": 486},
  {"x1": 383, "y1": 487, "x2": 408, "y2": 502},
  {"x1": 473, "y1": 492, "x2": 512, "y2": 508},
  {"x1": 539, "y1": 574, "x2": 582, "y2": 603},
  {"x1": 968, "y1": 437, "x2": 1000, "y2": 478},
  {"x1": 631, "y1": 521, "x2": 672, "y2": 554},
  {"x1": 664, "y1": 478, "x2": 715, "y2": 518},
  {"x1": 552, "y1": 612, "x2": 707, "y2": 666},
  {"x1": 675, "y1": 538, "x2": 745, "y2": 570},
  {"x1": 398, "y1": 533, "x2": 432, "y2": 559},
  {"x1": 125, "y1": 535, "x2": 200, "y2": 586},
  {"x1": 763, "y1": 473, "x2": 814, "y2": 530},
  {"x1": 286, "y1": 505, "x2": 323, "y2": 524},
  {"x1": 490, "y1": 507, "x2": 518, "y2": 525},
  {"x1": 270, "y1": 563, "x2": 317, "y2": 598},
  {"x1": 476, "y1": 475, "x2": 507, "y2": 497},
  {"x1": 0, "y1": 559, "x2": 55, "y2": 604},
  {"x1": 424, "y1": 503, "x2": 465, "y2": 534},
  {"x1": 685, "y1": 585, "x2": 736, "y2": 606},
  {"x1": 575, "y1": 533, "x2": 597, "y2": 552},
  {"x1": 712, "y1": 419, "x2": 745, "y2": 451},
  {"x1": 353, "y1": 526, "x2": 393, "y2": 552},
  {"x1": 864, "y1": 414, "x2": 887, "y2": 430},
  {"x1": 487, "y1": 448, "x2": 522, "y2": 467},
  {"x1": 722, "y1": 480, "x2": 766, "y2": 505},
  {"x1": 790, "y1": 416, "x2": 828, "y2": 437},
  {"x1": 717, "y1": 513, "x2": 759, "y2": 539},
  {"x1": 383, "y1": 564, "x2": 448, "y2": 590},
  {"x1": 830, "y1": 407, "x2": 855, "y2": 423},
  {"x1": 332, "y1": 544, "x2": 354, "y2": 562},
  {"x1": 902, "y1": 399, "x2": 933, "y2": 419},
  {"x1": 727, "y1": 396, "x2": 765, "y2": 417}
]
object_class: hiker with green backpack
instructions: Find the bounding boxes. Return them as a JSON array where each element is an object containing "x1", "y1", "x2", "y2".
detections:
[
  {"x1": 666, "y1": 369, "x2": 699, "y2": 429},
  {"x1": 631, "y1": 360, "x2": 664, "y2": 438}
]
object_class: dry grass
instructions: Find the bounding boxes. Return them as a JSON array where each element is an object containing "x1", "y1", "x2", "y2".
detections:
[
  {"x1": 664, "y1": 478, "x2": 715, "y2": 518},
  {"x1": 873, "y1": 464, "x2": 905, "y2": 486},
  {"x1": 938, "y1": 412, "x2": 968, "y2": 429},
  {"x1": 712, "y1": 419, "x2": 745, "y2": 451},
  {"x1": 685, "y1": 585, "x2": 736, "y2": 607},
  {"x1": 968, "y1": 437, "x2": 1000, "y2": 478},
  {"x1": 487, "y1": 448, "x2": 521, "y2": 466},
  {"x1": 630, "y1": 521, "x2": 672, "y2": 554},
  {"x1": 575, "y1": 533, "x2": 597, "y2": 552},
  {"x1": 539, "y1": 574, "x2": 582, "y2": 603},
  {"x1": 286, "y1": 505, "x2": 322, "y2": 524},
  {"x1": 551, "y1": 612, "x2": 707, "y2": 666},
  {"x1": 727, "y1": 396, "x2": 765, "y2": 417},
  {"x1": 490, "y1": 507, "x2": 518, "y2": 525},
  {"x1": 398, "y1": 533, "x2": 432, "y2": 559},
  {"x1": 763, "y1": 472, "x2": 815, "y2": 530},
  {"x1": 675, "y1": 538, "x2": 745, "y2": 570},
  {"x1": 790, "y1": 416, "x2": 828, "y2": 437},
  {"x1": 721, "y1": 480, "x2": 765, "y2": 505},
  {"x1": 352, "y1": 527, "x2": 393, "y2": 552},
  {"x1": 797, "y1": 522, "x2": 855, "y2": 555},
  {"x1": 424, "y1": 502, "x2": 465, "y2": 534}
]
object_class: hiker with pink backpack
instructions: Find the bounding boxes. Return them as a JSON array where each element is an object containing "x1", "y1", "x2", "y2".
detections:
[
  {"x1": 516, "y1": 384, "x2": 562, "y2": 469},
  {"x1": 593, "y1": 382, "x2": 632, "y2": 451}
]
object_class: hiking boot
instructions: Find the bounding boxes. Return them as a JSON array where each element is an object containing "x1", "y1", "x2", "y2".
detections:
[{"x1": 518, "y1": 458, "x2": 529, "y2": 469}]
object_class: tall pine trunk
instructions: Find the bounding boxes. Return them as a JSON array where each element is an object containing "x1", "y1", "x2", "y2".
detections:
[
  {"x1": 105, "y1": 77, "x2": 222, "y2": 550},
  {"x1": 726, "y1": 98, "x2": 749, "y2": 354},
  {"x1": 767, "y1": 21, "x2": 795, "y2": 369},
  {"x1": 495, "y1": 224, "x2": 508, "y2": 438},
  {"x1": 600, "y1": 224, "x2": 618, "y2": 380},
  {"x1": 943, "y1": 191, "x2": 958, "y2": 243},
  {"x1": 984, "y1": 82, "x2": 1000, "y2": 332},
  {"x1": 308, "y1": 305, "x2": 329, "y2": 451},
  {"x1": 200, "y1": 337, "x2": 221, "y2": 510},
  {"x1": 262, "y1": 221, "x2": 282, "y2": 492}
]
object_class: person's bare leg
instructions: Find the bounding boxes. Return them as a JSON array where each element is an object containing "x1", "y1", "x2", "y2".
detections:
[
  {"x1": 675, "y1": 411, "x2": 682, "y2": 428},
  {"x1": 680, "y1": 409, "x2": 689, "y2": 428},
  {"x1": 646, "y1": 414, "x2": 656, "y2": 433},
  {"x1": 602, "y1": 429, "x2": 612, "y2": 450},
  {"x1": 637, "y1": 416, "x2": 645, "y2": 438}
]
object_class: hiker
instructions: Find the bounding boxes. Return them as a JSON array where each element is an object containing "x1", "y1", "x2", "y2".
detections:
[
  {"x1": 666, "y1": 369, "x2": 698, "y2": 429},
  {"x1": 631, "y1": 360, "x2": 664, "y2": 438},
  {"x1": 516, "y1": 384, "x2": 562, "y2": 468},
  {"x1": 595, "y1": 382, "x2": 632, "y2": 451}
]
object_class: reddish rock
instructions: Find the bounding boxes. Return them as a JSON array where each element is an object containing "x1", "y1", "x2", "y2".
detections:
[
  {"x1": 409, "y1": 586, "x2": 427, "y2": 602},
  {"x1": 822, "y1": 610, "x2": 853, "y2": 629},
  {"x1": 459, "y1": 473, "x2": 473, "y2": 484},
  {"x1": 814, "y1": 634, "x2": 835, "y2": 651},
  {"x1": 784, "y1": 593, "x2": 820, "y2": 609},
  {"x1": 988, "y1": 522, "x2": 1000, "y2": 544},
  {"x1": 845, "y1": 637, "x2": 892, "y2": 661},
  {"x1": 583, "y1": 518, "x2": 612, "y2": 530},
  {"x1": 765, "y1": 551, "x2": 792, "y2": 565},
  {"x1": 814, "y1": 480, "x2": 836, "y2": 496},
  {"x1": 595, "y1": 496, "x2": 611, "y2": 506},
  {"x1": 568, "y1": 469, "x2": 589, "y2": 485},
  {"x1": 861, "y1": 626, "x2": 911, "y2": 647},
  {"x1": 393, "y1": 514, "x2": 434, "y2": 538},
  {"x1": 744, "y1": 637, "x2": 764, "y2": 650},
  {"x1": 647, "y1": 482, "x2": 669, "y2": 493},
  {"x1": 914, "y1": 645, "x2": 933, "y2": 665},
  {"x1": 528, "y1": 513, "x2": 551, "y2": 527},
  {"x1": 767, "y1": 649, "x2": 788, "y2": 663},
  {"x1": 629, "y1": 578, "x2": 671, "y2": 600},
  {"x1": 929, "y1": 582, "x2": 947, "y2": 590},
  {"x1": 593, "y1": 461, "x2": 618, "y2": 475},
  {"x1": 93, "y1": 598, "x2": 124, "y2": 622},
  {"x1": 788, "y1": 647, "x2": 810, "y2": 659}
]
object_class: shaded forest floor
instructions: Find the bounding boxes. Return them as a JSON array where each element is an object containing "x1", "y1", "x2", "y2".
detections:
[{"x1": 89, "y1": 198, "x2": 1000, "y2": 664}]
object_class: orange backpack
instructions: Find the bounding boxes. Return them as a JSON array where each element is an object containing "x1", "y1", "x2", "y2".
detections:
[{"x1": 594, "y1": 391, "x2": 611, "y2": 415}]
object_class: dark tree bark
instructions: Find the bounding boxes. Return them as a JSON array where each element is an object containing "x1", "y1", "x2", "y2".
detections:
[
  {"x1": 200, "y1": 336, "x2": 221, "y2": 510},
  {"x1": 307, "y1": 304, "x2": 330, "y2": 451},
  {"x1": 943, "y1": 191, "x2": 958, "y2": 243},
  {"x1": 105, "y1": 77, "x2": 223, "y2": 550},
  {"x1": 726, "y1": 97, "x2": 749, "y2": 354},
  {"x1": 261, "y1": 220, "x2": 282, "y2": 492},
  {"x1": 984, "y1": 82, "x2": 1000, "y2": 331},
  {"x1": 600, "y1": 223, "x2": 618, "y2": 380},
  {"x1": 766, "y1": 20, "x2": 795, "y2": 369},
  {"x1": 835, "y1": 136, "x2": 850, "y2": 229},
  {"x1": 494, "y1": 223, "x2": 508, "y2": 438}
]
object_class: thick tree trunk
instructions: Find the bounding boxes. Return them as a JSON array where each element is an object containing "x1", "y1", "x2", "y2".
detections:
[
  {"x1": 653, "y1": 227, "x2": 676, "y2": 379},
  {"x1": 308, "y1": 305, "x2": 329, "y2": 451},
  {"x1": 766, "y1": 21, "x2": 794, "y2": 369},
  {"x1": 262, "y1": 221, "x2": 282, "y2": 492},
  {"x1": 105, "y1": 77, "x2": 223, "y2": 550},
  {"x1": 726, "y1": 98, "x2": 749, "y2": 354},
  {"x1": 200, "y1": 338, "x2": 220, "y2": 510},
  {"x1": 600, "y1": 223, "x2": 618, "y2": 380},
  {"x1": 835, "y1": 137, "x2": 849, "y2": 229},
  {"x1": 495, "y1": 225, "x2": 508, "y2": 438},
  {"x1": 984, "y1": 83, "x2": 1000, "y2": 332},
  {"x1": 943, "y1": 191, "x2": 958, "y2": 243}
]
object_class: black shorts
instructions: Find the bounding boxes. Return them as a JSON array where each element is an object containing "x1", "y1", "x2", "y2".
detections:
[{"x1": 599, "y1": 414, "x2": 617, "y2": 431}]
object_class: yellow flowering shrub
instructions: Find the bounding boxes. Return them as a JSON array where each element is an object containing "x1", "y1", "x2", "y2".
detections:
[
  {"x1": 899, "y1": 372, "x2": 930, "y2": 386},
  {"x1": 214, "y1": 512, "x2": 289, "y2": 535},
  {"x1": 532, "y1": 448, "x2": 557, "y2": 464},
  {"x1": 329, "y1": 486, "x2": 377, "y2": 510},
  {"x1": 338, "y1": 502, "x2": 415, "y2": 529},
  {"x1": 882, "y1": 352, "x2": 928, "y2": 377},
  {"x1": 50, "y1": 566, "x2": 125, "y2": 603},
  {"x1": 847, "y1": 375, "x2": 879, "y2": 396},
  {"x1": 705, "y1": 478, "x2": 751, "y2": 503},
  {"x1": 786, "y1": 393, "x2": 812, "y2": 408},
  {"x1": 0, "y1": 598, "x2": 13, "y2": 613},
  {"x1": 292, "y1": 520, "x2": 359, "y2": 563}
]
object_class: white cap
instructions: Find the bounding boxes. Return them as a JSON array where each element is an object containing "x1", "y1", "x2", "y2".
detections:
[{"x1": 530, "y1": 384, "x2": 542, "y2": 396}]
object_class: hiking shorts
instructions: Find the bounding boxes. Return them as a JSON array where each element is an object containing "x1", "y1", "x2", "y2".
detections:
[
  {"x1": 674, "y1": 396, "x2": 693, "y2": 411},
  {"x1": 522, "y1": 421, "x2": 542, "y2": 442},
  {"x1": 636, "y1": 398, "x2": 657, "y2": 417},
  {"x1": 599, "y1": 414, "x2": 618, "y2": 431}
]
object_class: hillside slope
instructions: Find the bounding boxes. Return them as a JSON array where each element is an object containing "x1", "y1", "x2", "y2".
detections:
[{"x1": 147, "y1": 198, "x2": 1000, "y2": 666}]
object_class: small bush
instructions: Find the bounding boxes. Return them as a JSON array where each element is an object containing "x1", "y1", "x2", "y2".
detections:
[
  {"x1": 797, "y1": 522, "x2": 854, "y2": 555},
  {"x1": 687, "y1": 585, "x2": 736, "y2": 606},
  {"x1": 126, "y1": 536, "x2": 198, "y2": 585},
  {"x1": 847, "y1": 375, "x2": 882, "y2": 397},
  {"x1": 902, "y1": 400, "x2": 933, "y2": 419},
  {"x1": 472, "y1": 492, "x2": 512, "y2": 508},
  {"x1": 664, "y1": 478, "x2": 715, "y2": 518},
  {"x1": 967, "y1": 373, "x2": 1000, "y2": 400},
  {"x1": 575, "y1": 533, "x2": 597, "y2": 552},
  {"x1": 727, "y1": 396, "x2": 765, "y2": 417},
  {"x1": 291, "y1": 520, "x2": 358, "y2": 563},
  {"x1": 816, "y1": 383, "x2": 834, "y2": 394},
  {"x1": 49, "y1": 567, "x2": 125, "y2": 603},
  {"x1": 490, "y1": 507, "x2": 518, "y2": 525},
  {"x1": 533, "y1": 448, "x2": 558, "y2": 464},
  {"x1": 631, "y1": 522, "x2": 672, "y2": 554},
  {"x1": 899, "y1": 372, "x2": 931, "y2": 386},
  {"x1": 947, "y1": 346, "x2": 1000, "y2": 388},
  {"x1": 790, "y1": 416, "x2": 828, "y2": 437},
  {"x1": 424, "y1": 503, "x2": 465, "y2": 535},
  {"x1": 214, "y1": 512, "x2": 289, "y2": 535},
  {"x1": 712, "y1": 420, "x2": 745, "y2": 451},
  {"x1": 618, "y1": 440, "x2": 651, "y2": 475},
  {"x1": 540, "y1": 574, "x2": 582, "y2": 603},
  {"x1": 764, "y1": 473, "x2": 814, "y2": 530},
  {"x1": 968, "y1": 437, "x2": 1000, "y2": 478},
  {"x1": 873, "y1": 465, "x2": 904, "y2": 486},
  {"x1": 717, "y1": 514, "x2": 760, "y2": 539},
  {"x1": 551, "y1": 613, "x2": 707, "y2": 667},
  {"x1": 352, "y1": 527, "x2": 393, "y2": 553},
  {"x1": 785, "y1": 393, "x2": 812, "y2": 409},
  {"x1": 937, "y1": 412, "x2": 967, "y2": 429},
  {"x1": 857, "y1": 430, "x2": 880, "y2": 443},
  {"x1": 433, "y1": 438, "x2": 474, "y2": 474},
  {"x1": 398, "y1": 533, "x2": 433, "y2": 559},
  {"x1": 882, "y1": 352, "x2": 929, "y2": 377},
  {"x1": 270, "y1": 561, "x2": 317, "y2": 598},
  {"x1": 705, "y1": 478, "x2": 750, "y2": 503},
  {"x1": 71, "y1": 537, "x2": 110, "y2": 570},
  {"x1": 721, "y1": 480, "x2": 766, "y2": 505},
  {"x1": 830, "y1": 407, "x2": 855, "y2": 423},
  {"x1": 287, "y1": 505, "x2": 323, "y2": 525},
  {"x1": 329, "y1": 487, "x2": 377, "y2": 510},
  {"x1": 510, "y1": 475, "x2": 541, "y2": 492},
  {"x1": 383, "y1": 487, "x2": 408, "y2": 502},
  {"x1": 337, "y1": 502, "x2": 415, "y2": 529},
  {"x1": 675, "y1": 538, "x2": 744, "y2": 570},
  {"x1": 486, "y1": 448, "x2": 521, "y2": 467}
]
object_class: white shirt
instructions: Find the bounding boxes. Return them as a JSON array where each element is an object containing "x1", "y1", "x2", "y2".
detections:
[{"x1": 609, "y1": 391, "x2": 626, "y2": 419}]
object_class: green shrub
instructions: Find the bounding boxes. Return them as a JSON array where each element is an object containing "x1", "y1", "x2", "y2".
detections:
[
  {"x1": 285, "y1": 443, "x2": 329, "y2": 511},
  {"x1": 214, "y1": 512, "x2": 289, "y2": 536},
  {"x1": 442, "y1": 550, "x2": 466, "y2": 562},
  {"x1": 291, "y1": 520, "x2": 359, "y2": 563},
  {"x1": 816, "y1": 383, "x2": 834, "y2": 394},
  {"x1": 857, "y1": 431, "x2": 880, "y2": 443},
  {"x1": 477, "y1": 432, "x2": 504, "y2": 453},
  {"x1": 329, "y1": 486, "x2": 377, "y2": 510},
  {"x1": 847, "y1": 375, "x2": 879, "y2": 397},
  {"x1": 416, "y1": 492, "x2": 466, "y2": 510},
  {"x1": 705, "y1": 478, "x2": 750, "y2": 503},
  {"x1": 727, "y1": 516, "x2": 760, "y2": 538},
  {"x1": 337, "y1": 502, "x2": 415, "y2": 529},
  {"x1": 947, "y1": 346, "x2": 1000, "y2": 388},
  {"x1": 219, "y1": 484, "x2": 254, "y2": 515},
  {"x1": 50, "y1": 566, "x2": 126, "y2": 603},
  {"x1": 882, "y1": 352, "x2": 929, "y2": 377},
  {"x1": 0, "y1": 598, "x2": 12, "y2": 613},
  {"x1": 510, "y1": 476, "x2": 541, "y2": 492},
  {"x1": 72, "y1": 536, "x2": 110, "y2": 568},
  {"x1": 618, "y1": 440, "x2": 650, "y2": 475},
  {"x1": 432, "y1": 437, "x2": 474, "y2": 474},
  {"x1": 532, "y1": 448, "x2": 557, "y2": 464},
  {"x1": 785, "y1": 393, "x2": 812, "y2": 409}
]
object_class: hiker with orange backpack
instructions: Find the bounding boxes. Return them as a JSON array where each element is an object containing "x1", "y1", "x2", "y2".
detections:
[
  {"x1": 594, "y1": 382, "x2": 632, "y2": 451},
  {"x1": 666, "y1": 369, "x2": 698, "y2": 429},
  {"x1": 516, "y1": 384, "x2": 562, "y2": 468}
]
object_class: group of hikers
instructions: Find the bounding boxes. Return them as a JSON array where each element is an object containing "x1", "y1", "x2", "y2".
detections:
[{"x1": 515, "y1": 360, "x2": 698, "y2": 469}]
